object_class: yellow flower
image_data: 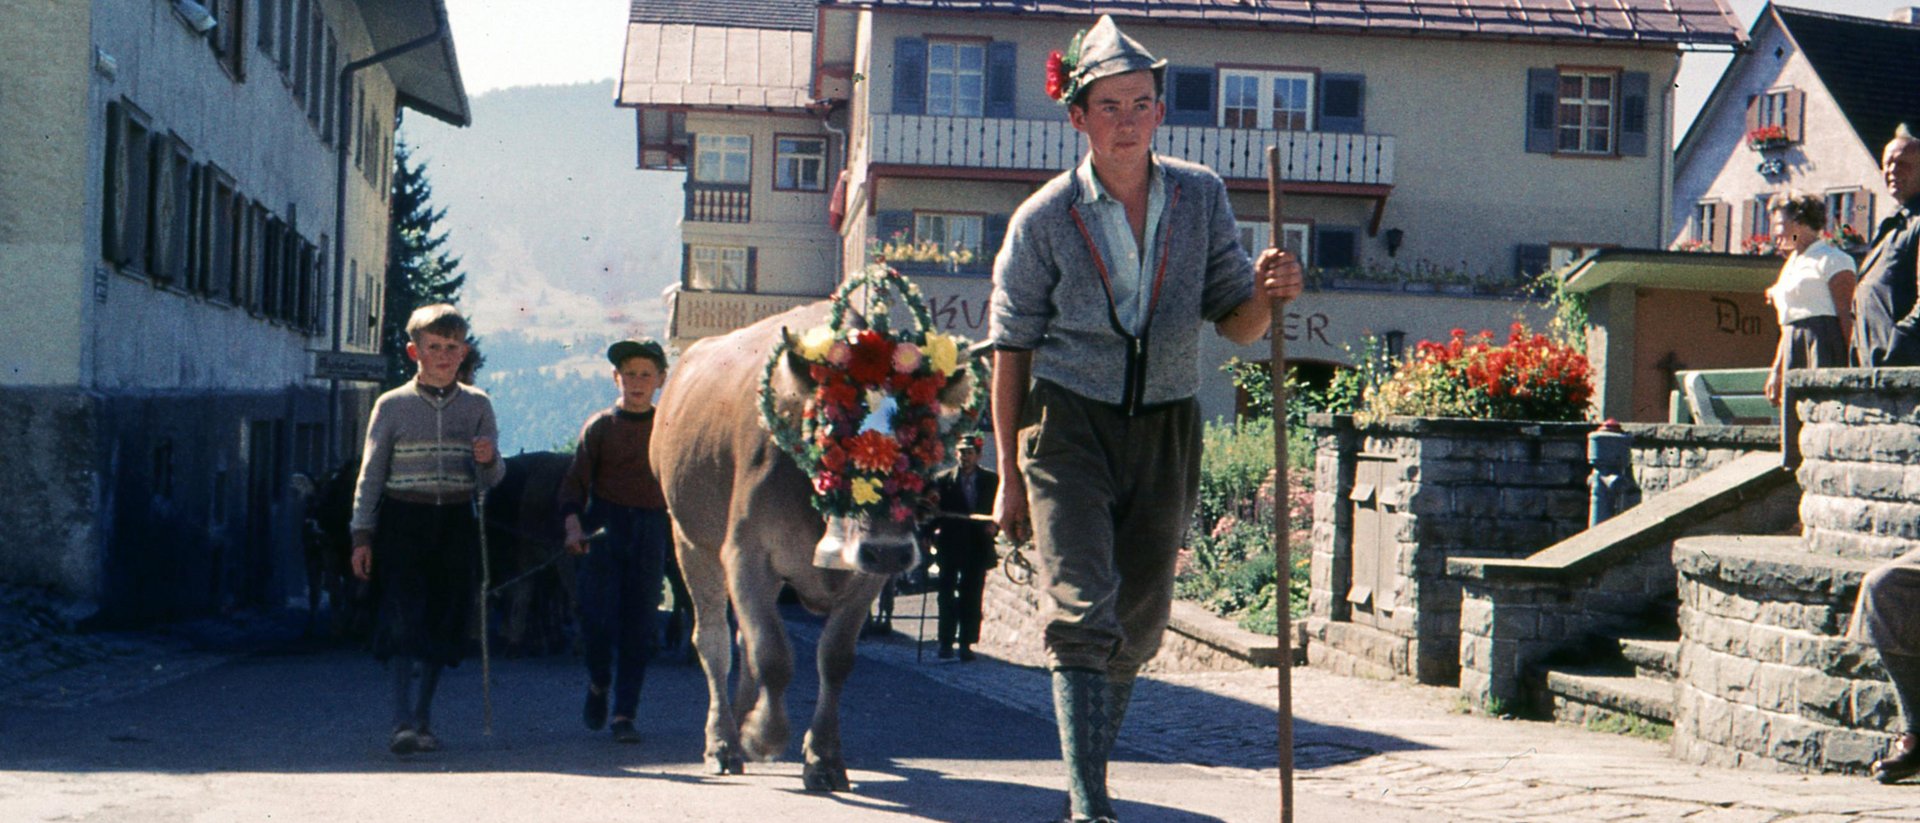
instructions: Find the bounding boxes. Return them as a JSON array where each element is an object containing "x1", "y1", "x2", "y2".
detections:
[
  {"x1": 925, "y1": 333, "x2": 961, "y2": 375},
  {"x1": 797, "y1": 326, "x2": 835, "y2": 362},
  {"x1": 851, "y1": 476, "x2": 882, "y2": 505}
]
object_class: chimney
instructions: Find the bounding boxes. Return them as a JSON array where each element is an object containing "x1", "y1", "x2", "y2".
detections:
[{"x1": 1891, "y1": 7, "x2": 1920, "y2": 25}]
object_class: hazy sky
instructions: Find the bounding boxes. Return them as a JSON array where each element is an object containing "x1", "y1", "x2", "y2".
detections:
[
  {"x1": 444, "y1": 1, "x2": 1917, "y2": 143},
  {"x1": 441, "y1": 0, "x2": 629, "y2": 95}
]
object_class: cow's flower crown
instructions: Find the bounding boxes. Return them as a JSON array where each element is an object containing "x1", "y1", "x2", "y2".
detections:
[{"x1": 758, "y1": 263, "x2": 985, "y2": 524}]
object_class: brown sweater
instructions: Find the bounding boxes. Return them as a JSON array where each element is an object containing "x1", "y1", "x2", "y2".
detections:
[{"x1": 558, "y1": 407, "x2": 666, "y2": 515}]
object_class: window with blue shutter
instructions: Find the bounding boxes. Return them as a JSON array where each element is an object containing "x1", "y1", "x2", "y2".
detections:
[
  {"x1": 983, "y1": 214, "x2": 1009, "y2": 270},
  {"x1": 1618, "y1": 71, "x2": 1649, "y2": 157},
  {"x1": 986, "y1": 42, "x2": 1017, "y2": 118},
  {"x1": 1318, "y1": 74, "x2": 1365, "y2": 134},
  {"x1": 1313, "y1": 226, "x2": 1359, "y2": 271},
  {"x1": 893, "y1": 38, "x2": 927, "y2": 115},
  {"x1": 1525, "y1": 68, "x2": 1557, "y2": 154},
  {"x1": 1514, "y1": 243, "x2": 1550, "y2": 282},
  {"x1": 1164, "y1": 66, "x2": 1215, "y2": 127}
]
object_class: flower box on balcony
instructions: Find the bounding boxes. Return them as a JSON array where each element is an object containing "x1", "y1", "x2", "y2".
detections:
[{"x1": 1745, "y1": 125, "x2": 1792, "y2": 152}]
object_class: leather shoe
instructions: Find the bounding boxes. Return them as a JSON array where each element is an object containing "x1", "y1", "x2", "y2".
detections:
[
  {"x1": 389, "y1": 726, "x2": 420, "y2": 756},
  {"x1": 1875, "y1": 744, "x2": 1920, "y2": 784},
  {"x1": 611, "y1": 719, "x2": 641, "y2": 745}
]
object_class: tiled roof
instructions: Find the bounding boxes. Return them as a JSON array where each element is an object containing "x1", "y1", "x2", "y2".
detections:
[
  {"x1": 1776, "y1": 5, "x2": 1920, "y2": 151},
  {"x1": 619, "y1": 23, "x2": 815, "y2": 109},
  {"x1": 629, "y1": 0, "x2": 815, "y2": 31},
  {"x1": 818, "y1": 0, "x2": 1744, "y2": 46}
]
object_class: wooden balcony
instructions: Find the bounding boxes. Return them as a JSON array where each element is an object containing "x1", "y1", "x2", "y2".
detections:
[
  {"x1": 867, "y1": 113, "x2": 1395, "y2": 185},
  {"x1": 667, "y1": 288, "x2": 819, "y2": 341},
  {"x1": 685, "y1": 181, "x2": 751, "y2": 223}
]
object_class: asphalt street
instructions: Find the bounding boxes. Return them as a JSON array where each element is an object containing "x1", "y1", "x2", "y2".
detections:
[{"x1": 0, "y1": 602, "x2": 1291, "y2": 823}]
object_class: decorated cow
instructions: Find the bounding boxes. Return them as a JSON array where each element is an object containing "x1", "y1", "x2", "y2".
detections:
[{"x1": 652, "y1": 265, "x2": 983, "y2": 791}]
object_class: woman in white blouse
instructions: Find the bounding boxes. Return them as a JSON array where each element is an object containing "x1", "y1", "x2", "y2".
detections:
[{"x1": 1763, "y1": 193, "x2": 1857, "y2": 406}]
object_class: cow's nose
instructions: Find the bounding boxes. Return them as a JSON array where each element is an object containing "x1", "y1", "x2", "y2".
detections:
[{"x1": 857, "y1": 538, "x2": 917, "y2": 576}]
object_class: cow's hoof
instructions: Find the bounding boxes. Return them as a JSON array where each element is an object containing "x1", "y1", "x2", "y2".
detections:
[
  {"x1": 802, "y1": 757, "x2": 850, "y2": 792},
  {"x1": 709, "y1": 743, "x2": 746, "y2": 776}
]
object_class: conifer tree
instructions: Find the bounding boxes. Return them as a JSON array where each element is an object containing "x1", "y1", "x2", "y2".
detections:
[{"x1": 382, "y1": 140, "x2": 467, "y2": 388}]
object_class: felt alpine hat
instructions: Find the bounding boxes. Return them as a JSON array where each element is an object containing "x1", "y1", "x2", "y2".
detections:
[{"x1": 1047, "y1": 15, "x2": 1166, "y2": 106}]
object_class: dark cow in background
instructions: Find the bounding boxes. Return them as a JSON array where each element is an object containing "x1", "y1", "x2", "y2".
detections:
[
  {"x1": 303, "y1": 451, "x2": 587, "y2": 655},
  {"x1": 653, "y1": 302, "x2": 976, "y2": 791}
]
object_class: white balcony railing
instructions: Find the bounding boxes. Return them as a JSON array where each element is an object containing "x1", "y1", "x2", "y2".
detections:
[{"x1": 868, "y1": 113, "x2": 1394, "y2": 186}]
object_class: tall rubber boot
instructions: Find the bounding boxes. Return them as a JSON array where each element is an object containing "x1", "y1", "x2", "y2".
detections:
[
  {"x1": 1097, "y1": 675, "x2": 1137, "y2": 763},
  {"x1": 1052, "y1": 667, "x2": 1115, "y2": 822}
]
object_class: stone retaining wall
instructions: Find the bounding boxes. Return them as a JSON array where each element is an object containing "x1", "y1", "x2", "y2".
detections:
[
  {"x1": 1622, "y1": 423, "x2": 1780, "y2": 497},
  {"x1": 1672, "y1": 537, "x2": 1892, "y2": 773},
  {"x1": 978, "y1": 566, "x2": 1278, "y2": 673},
  {"x1": 1306, "y1": 414, "x2": 1592, "y2": 684},
  {"x1": 1792, "y1": 368, "x2": 1920, "y2": 560}
]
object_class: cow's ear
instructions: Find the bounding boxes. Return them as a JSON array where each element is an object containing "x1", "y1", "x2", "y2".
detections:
[
  {"x1": 778, "y1": 327, "x2": 821, "y2": 392},
  {"x1": 936, "y1": 364, "x2": 974, "y2": 411}
]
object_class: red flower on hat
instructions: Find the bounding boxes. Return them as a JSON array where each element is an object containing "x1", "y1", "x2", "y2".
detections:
[{"x1": 1045, "y1": 50, "x2": 1067, "y2": 100}]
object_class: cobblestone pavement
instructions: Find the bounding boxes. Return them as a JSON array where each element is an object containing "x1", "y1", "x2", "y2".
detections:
[{"x1": 11, "y1": 584, "x2": 1920, "y2": 822}]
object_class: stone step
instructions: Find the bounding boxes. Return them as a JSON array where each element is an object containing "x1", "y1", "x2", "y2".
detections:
[
  {"x1": 1544, "y1": 668, "x2": 1674, "y2": 723},
  {"x1": 1617, "y1": 638, "x2": 1679, "y2": 681}
]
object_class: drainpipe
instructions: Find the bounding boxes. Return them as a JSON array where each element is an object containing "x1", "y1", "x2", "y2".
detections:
[
  {"x1": 325, "y1": 13, "x2": 447, "y2": 466},
  {"x1": 818, "y1": 99, "x2": 849, "y2": 284},
  {"x1": 1658, "y1": 51, "x2": 1679, "y2": 245}
]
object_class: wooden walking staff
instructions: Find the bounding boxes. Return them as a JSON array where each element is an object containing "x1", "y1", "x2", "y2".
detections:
[
  {"x1": 1266, "y1": 145, "x2": 1296, "y2": 822},
  {"x1": 474, "y1": 485, "x2": 494, "y2": 736}
]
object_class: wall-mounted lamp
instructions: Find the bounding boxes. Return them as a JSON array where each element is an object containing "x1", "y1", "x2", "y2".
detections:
[{"x1": 1384, "y1": 227, "x2": 1405, "y2": 258}]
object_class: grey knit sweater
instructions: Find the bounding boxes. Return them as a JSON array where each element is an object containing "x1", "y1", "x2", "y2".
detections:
[
  {"x1": 989, "y1": 155, "x2": 1255, "y2": 410},
  {"x1": 349, "y1": 381, "x2": 506, "y2": 545}
]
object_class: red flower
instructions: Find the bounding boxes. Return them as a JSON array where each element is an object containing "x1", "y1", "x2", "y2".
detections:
[
  {"x1": 907, "y1": 374, "x2": 946, "y2": 406},
  {"x1": 847, "y1": 330, "x2": 896, "y2": 385},
  {"x1": 1045, "y1": 50, "x2": 1067, "y2": 100},
  {"x1": 847, "y1": 430, "x2": 901, "y2": 472},
  {"x1": 819, "y1": 443, "x2": 847, "y2": 471},
  {"x1": 820, "y1": 380, "x2": 860, "y2": 411}
]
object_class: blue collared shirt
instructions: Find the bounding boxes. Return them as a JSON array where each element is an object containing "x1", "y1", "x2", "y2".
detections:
[{"x1": 1073, "y1": 153, "x2": 1168, "y2": 335}]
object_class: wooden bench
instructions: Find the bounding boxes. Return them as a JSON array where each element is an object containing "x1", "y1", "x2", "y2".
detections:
[{"x1": 1668, "y1": 368, "x2": 1778, "y2": 425}]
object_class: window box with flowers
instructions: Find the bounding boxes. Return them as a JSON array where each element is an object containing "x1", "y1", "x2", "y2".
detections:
[
  {"x1": 1746, "y1": 124, "x2": 1792, "y2": 151},
  {"x1": 1742, "y1": 234, "x2": 1780, "y2": 257},
  {"x1": 869, "y1": 234, "x2": 983, "y2": 277},
  {"x1": 1822, "y1": 223, "x2": 1868, "y2": 256}
]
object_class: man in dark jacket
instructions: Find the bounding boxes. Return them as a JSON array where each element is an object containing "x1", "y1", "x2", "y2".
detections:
[
  {"x1": 928, "y1": 436, "x2": 998, "y2": 661},
  {"x1": 1852, "y1": 125, "x2": 1920, "y2": 367}
]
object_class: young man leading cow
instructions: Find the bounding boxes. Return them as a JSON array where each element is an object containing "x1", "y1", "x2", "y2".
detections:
[{"x1": 988, "y1": 16, "x2": 1304, "y2": 823}]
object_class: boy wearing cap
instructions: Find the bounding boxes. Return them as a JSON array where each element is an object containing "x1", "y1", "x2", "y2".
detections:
[
  {"x1": 559, "y1": 338, "x2": 670, "y2": 744},
  {"x1": 350, "y1": 303, "x2": 504, "y2": 756},
  {"x1": 987, "y1": 15, "x2": 1303, "y2": 822},
  {"x1": 928, "y1": 436, "x2": 1000, "y2": 661}
]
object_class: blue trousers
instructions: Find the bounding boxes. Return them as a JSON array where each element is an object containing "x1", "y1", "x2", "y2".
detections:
[{"x1": 579, "y1": 501, "x2": 669, "y2": 719}]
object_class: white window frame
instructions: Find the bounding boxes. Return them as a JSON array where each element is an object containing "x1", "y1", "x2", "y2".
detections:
[
  {"x1": 1219, "y1": 69, "x2": 1313, "y2": 131},
  {"x1": 1556, "y1": 70, "x2": 1616, "y2": 155},
  {"x1": 1237, "y1": 220, "x2": 1311, "y2": 263},
  {"x1": 926, "y1": 40, "x2": 986, "y2": 117},
  {"x1": 774, "y1": 136, "x2": 827, "y2": 191},
  {"x1": 1548, "y1": 243, "x2": 1606, "y2": 272},
  {"x1": 1694, "y1": 202, "x2": 1718, "y2": 246},
  {"x1": 694, "y1": 134, "x2": 751, "y2": 184},
  {"x1": 1757, "y1": 90, "x2": 1791, "y2": 129},
  {"x1": 688, "y1": 245, "x2": 750, "y2": 292},
  {"x1": 914, "y1": 212, "x2": 984, "y2": 256},
  {"x1": 1825, "y1": 189, "x2": 1867, "y2": 235}
]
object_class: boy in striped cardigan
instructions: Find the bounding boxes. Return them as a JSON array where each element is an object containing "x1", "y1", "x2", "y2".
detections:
[{"x1": 349, "y1": 303, "x2": 505, "y2": 756}]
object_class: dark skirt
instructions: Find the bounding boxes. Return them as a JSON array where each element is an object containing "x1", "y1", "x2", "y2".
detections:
[
  {"x1": 1781, "y1": 314, "x2": 1848, "y2": 370},
  {"x1": 371, "y1": 498, "x2": 479, "y2": 667}
]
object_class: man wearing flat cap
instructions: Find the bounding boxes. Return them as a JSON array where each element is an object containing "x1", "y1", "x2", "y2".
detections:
[
  {"x1": 558, "y1": 338, "x2": 671, "y2": 745},
  {"x1": 988, "y1": 15, "x2": 1304, "y2": 823}
]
